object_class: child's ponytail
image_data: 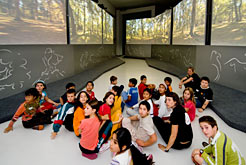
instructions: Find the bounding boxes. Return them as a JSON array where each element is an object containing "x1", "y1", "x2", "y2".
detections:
[{"x1": 113, "y1": 128, "x2": 154, "y2": 165}]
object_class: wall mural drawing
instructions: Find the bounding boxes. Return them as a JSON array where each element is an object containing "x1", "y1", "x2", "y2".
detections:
[
  {"x1": 80, "y1": 51, "x2": 92, "y2": 70},
  {"x1": 210, "y1": 50, "x2": 246, "y2": 81},
  {"x1": 35, "y1": 48, "x2": 65, "y2": 83},
  {"x1": 169, "y1": 48, "x2": 193, "y2": 67},
  {"x1": 210, "y1": 50, "x2": 222, "y2": 81},
  {"x1": 0, "y1": 49, "x2": 31, "y2": 91},
  {"x1": 224, "y1": 58, "x2": 246, "y2": 72}
]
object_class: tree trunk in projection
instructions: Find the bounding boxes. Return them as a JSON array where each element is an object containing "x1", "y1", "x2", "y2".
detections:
[
  {"x1": 141, "y1": 19, "x2": 144, "y2": 37},
  {"x1": 14, "y1": 0, "x2": 21, "y2": 21},
  {"x1": 8, "y1": 0, "x2": 13, "y2": 16},
  {"x1": 233, "y1": 0, "x2": 239, "y2": 22},
  {"x1": 68, "y1": 2, "x2": 76, "y2": 37},
  {"x1": 238, "y1": 0, "x2": 242, "y2": 21},
  {"x1": 58, "y1": 0, "x2": 66, "y2": 24},
  {"x1": 190, "y1": 0, "x2": 196, "y2": 36},
  {"x1": 83, "y1": 4, "x2": 86, "y2": 35}
]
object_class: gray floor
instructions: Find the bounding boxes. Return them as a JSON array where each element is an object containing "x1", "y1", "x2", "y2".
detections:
[{"x1": 1, "y1": 58, "x2": 245, "y2": 165}]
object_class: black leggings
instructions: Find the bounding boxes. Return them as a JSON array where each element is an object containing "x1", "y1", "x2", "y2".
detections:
[
  {"x1": 22, "y1": 109, "x2": 53, "y2": 128},
  {"x1": 79, "y1": 143, "x2": 98, "y2": 154},
  {"x1": 153, "y1": 116, "x2": 192, "y2": 150}
]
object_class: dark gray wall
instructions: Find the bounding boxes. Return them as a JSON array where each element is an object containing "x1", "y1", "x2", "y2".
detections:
[
  {"x1": 125, "y1": 44, "x2": 151, "y2": 58},
  {"x1": 0, "y1": 45, "x2": 115, "y2": 99},
  {"x1": 152, "y1": 45, "x2": 196, "y2": 71},
  {"x1": 150, "y1": 45, "x2": 245, "y2": 93}
]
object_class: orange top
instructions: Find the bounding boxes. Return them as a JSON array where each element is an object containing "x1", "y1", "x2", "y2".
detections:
[{"x1": 73, "y1": 106, "x2": 85, "y2": 136}]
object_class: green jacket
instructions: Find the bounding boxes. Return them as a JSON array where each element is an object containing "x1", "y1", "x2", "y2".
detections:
[{"x1": 201, "y1": 131, "x2": 245, "y2": 165}]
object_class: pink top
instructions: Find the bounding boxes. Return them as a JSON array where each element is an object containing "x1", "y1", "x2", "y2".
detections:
[
  {"x1": 79, "y1": 116, "x2": 100, "y2": 150},
  {"x1": 183, "y1": 100, "x2": 196, "y2": 122},
  {"x1": 99, "y1": 103, "x2": 111, "y2": 120}
]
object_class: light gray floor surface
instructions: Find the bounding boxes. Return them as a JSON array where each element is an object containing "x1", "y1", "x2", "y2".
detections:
[{"x1": 1, "y1": 58, "x2": 245, "y2": 165}]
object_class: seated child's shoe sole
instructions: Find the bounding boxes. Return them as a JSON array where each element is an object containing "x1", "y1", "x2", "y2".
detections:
[
  {"x1": 32, "y1": 125, "x2": 44, "y2": 130},
  {"x1": 82, "y1": 153, "x2": 97, "y2": 160}
]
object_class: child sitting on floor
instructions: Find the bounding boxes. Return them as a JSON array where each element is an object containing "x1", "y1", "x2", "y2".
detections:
[
  {"x1": 97, "y1": 92, "x2": 115, "y2": 151},
  {"x1": 124, "y1": 78, "x2": 139, "y2": 108},
  {"x1": 73, "y1": 91, "x2": 90, "y2": 137},
  {"x1": 192, "y1": 116, "x2": 245, "y2": 165},
  {"x1": 126, "y1": 88, "x2": 154, "y2": 117},
  {"x1": 110, "y1": 127, "x2": 153, "y2": 165},
  {"x1": 181, "y1": 87, "x2": 196, "y2": 122},
  {"x1": 109, "y1": 75, "x2": 118, "y2": 91},
  {"x1": 51, "y1": 89, "x2": 76, "y2": 139},
  {"x1": 85, "y1": 81, "x2": 96, "y2": 101},
  {"x1": 78, "y1": 99, "x2": 102, "y2": 160},
  {"x1": 110, "y1": 86, "x2": 123, "y2": 138},
  {"x1": 195, "y1": 76, "x2": 213, "y2": 112},
  {"x1": 122, "y1": 100, "x2": 157, "y2": 147},
  {"x1": 153, "y1": 84, "x2": 171, "y2": 120},
  {"x1": 138, "y1": 75, "x2": 156, "y2": 100},
  {"x1": 164, "y1": 77, "x2": 172, "y2": 94},
  {"x1": 4, "y1": 88, "x2": 52, "y2": 132},
  {"x1": 60, "y1": 82, "x2": 76, "y2": 105}
]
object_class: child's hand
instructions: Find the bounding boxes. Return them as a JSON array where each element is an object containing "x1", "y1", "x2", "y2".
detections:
[
  {"x1": 118, "y1": 115, "x2": 123, "y2": 122},
  {"x1": 51, "y1": 132, "x2": 57, "y2": 139},
  {"x1": 164, "y1": 120, "x2": 170, "y2": 124},
  {"x1": 179, "y1": 84, "x2": 182, "y2": 89},
  {"x1": 136, "y1": 139, "x2": 145, "y2": 147},
  {"x1": 4, "y1": 126, "x2": 13, "y2": 133},
  {"x1": 54, "y1": 103, "x2": 60, "y2": 107},
  {"x1": 198, "y1": 108, "x2": 204, "y2": 113}
]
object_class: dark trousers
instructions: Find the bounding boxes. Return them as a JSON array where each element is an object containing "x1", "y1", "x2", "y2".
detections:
[
  {"x1": 63, "y1": 113, "x2": 74, "y2": 131},
  {"x1": 96, "y1": 120, "x2": 112, "y2": 151},
  {"x1": 153, "y1": 116, "x2": 192, "y2": 150},
  {"x1": 79, "y1": 143, "x2": 98, "y2": 154},
  {"x1": 22, "y1": 109, "x2": 53, "y2": 128}
]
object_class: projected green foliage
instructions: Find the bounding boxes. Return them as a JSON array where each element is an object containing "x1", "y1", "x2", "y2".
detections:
[
  {"x1": 211, "y1": 0, "x2": 246, "y2": 45},
  {"x1": 69, "y1": 0, "x2": 102, "y2": 44},
  {"x1": 0, "y1": 0, "x2": 66, "y2": 44},
  {"x1": 103, "y1": 10, "x2": 113, "y2": 44},
  {"x1": 126, "y1": 10, "x2": 171, "y2": 44},
  {"x1": 173, "y1": 0, "x2": 206, "y2": 45}
]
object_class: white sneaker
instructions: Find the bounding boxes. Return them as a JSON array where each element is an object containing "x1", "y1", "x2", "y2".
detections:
[{"x1": 99, "y1": 141, "x2": 110, "y2": 153}]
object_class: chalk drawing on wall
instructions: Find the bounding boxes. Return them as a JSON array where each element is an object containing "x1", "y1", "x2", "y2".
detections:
[
  {"x1": 80, "y1": 51, "x2": 92, "y2": 70},
  {"x1": 35, "y1": 48, "x2": 65, "y2": 83},
  {"x1": 210, "y1": 50, "x2": 222, "y2": 81},
  {"x1": 0, "y1": 49, "x2": 31, "y2": 91},
  {"x1": 210, "y1": 50, "x2": 246, "y2": 81},
  {"x1": 224, "y1": 58, "x2": 246, "y2": 72},
  {"x1": 0, "y1": 59, "x2": 13, "y2": 81},
  {"x1": 169, "y1": 48, "x2": 193, "y2": 67}
]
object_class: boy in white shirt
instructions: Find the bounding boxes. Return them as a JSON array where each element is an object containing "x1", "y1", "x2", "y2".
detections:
[{"x1": 122, "y1": 100, "x2": 157, "y2": 147}]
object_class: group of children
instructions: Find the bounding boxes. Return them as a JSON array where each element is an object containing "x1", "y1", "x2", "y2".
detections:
[{"x1": 3, "y1": 68, "x2": 245, "y2": 164}]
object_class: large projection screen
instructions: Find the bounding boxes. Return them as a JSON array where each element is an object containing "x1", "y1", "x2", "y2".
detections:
[
  {"x1": 211, "y1": 0, "x2": 246, "y2": 46},
  {"x1": 69, "y1": 0, "x2": 102, "y2": 44},
  {"x1": 126, "y1": 10, "x2": 171, "y2": 45},
  {"x1": 0, "y1": 0, "x2": 67, "y2": 44},
  {"x1": 103, "y1": 10, "x2": 113, "y2": 44},
  {"x1": 173, "y1": 0, "x2": 206, "y2": 45}
]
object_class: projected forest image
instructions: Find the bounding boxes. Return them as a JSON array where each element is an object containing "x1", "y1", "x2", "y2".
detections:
[
  {"x1": 69, "y1": 0, "x2": 113, "y2": 44},
  {"x1": 126, "y1": 10, "x2": 171, "y2": 44},
  {"x1": 0, "y1": 0, "x2": 66, "y2": 44},
  {"x1": 212, "y1": 0, "x2": 246, "y2": 46},
  {"x1": 173, "y1": 0, "x2": 206, "y2": 45},
  {"x1": 103, "y1": 10, "x2": 113, "y2": 44}
]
